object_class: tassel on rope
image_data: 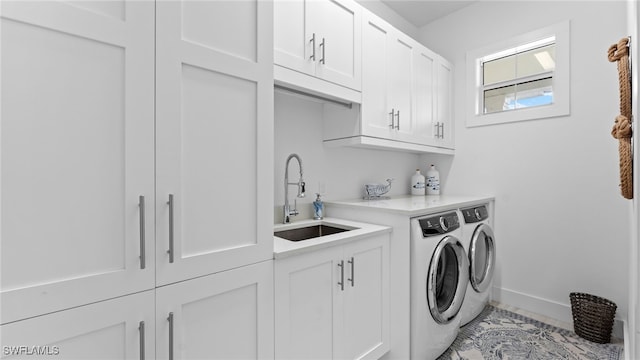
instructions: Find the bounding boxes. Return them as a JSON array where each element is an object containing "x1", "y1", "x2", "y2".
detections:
[{"x1": 611, "y1": 115, "x2": 632, "y2": 140}]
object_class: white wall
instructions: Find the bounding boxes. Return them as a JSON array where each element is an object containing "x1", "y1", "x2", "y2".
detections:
[
  {"x1": 274, "y1": 90, "x2": 424, "y2": 222},
  {"x1": 418, "y1": 1, "x2": 631, "y2": 325}
]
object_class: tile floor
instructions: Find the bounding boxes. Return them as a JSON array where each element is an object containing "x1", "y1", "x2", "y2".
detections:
[{"x1": 490, "y1": 301, "x2": 625, "y2": 346}]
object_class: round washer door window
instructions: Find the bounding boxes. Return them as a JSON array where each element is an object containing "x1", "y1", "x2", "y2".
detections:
[
  {"x1": 426, "y1": 236, "x2": 469, "y2": 324},
  {"x1": 469, "y1": 224, "x2": 495, "y2": 293}
]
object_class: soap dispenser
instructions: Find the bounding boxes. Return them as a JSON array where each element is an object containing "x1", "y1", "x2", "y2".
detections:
[{"x1": 313, "y1": 193, "x2": 324, "y2": 220}]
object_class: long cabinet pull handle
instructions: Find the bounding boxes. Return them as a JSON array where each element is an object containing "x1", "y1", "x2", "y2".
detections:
[
  {"x1": 309, "y1": 33, "x2": 316, "y2": 61},
  {"x1": 440, "y1": 123, "x2": 445, "y2": 139},
  {"x1": 168, "y1": 312, "x2": 174, "y2": 360},
  {"x1": 348, "y1": 257, "x2": 354, "y2": 287},
  {"x1": 139, "y1": 321, "x2": 145, "y2": 360},
  {"x1": 337, "y1": 260, "x2": 344, "y2": 291},
  {"x1": 434, "y1": 122, "x2": 440, "y2": 138},
  {"x1": 389, "y1": 109, "x2": 395, "y2": 128},
  {"x1": 167, "y1": 194, "x2": 174, "y2": 263},
  {"x1": 395, "y1": 110, "x2": 400, "y2": 130},
  {"x1": 139, "y1": 196, "x2": 146, "y2": 269},
  {"x1": 320, "y1": 37, "x2": 325, "y2": 64}
]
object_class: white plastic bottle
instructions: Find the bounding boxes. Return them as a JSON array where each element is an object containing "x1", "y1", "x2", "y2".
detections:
[
  {"x1": 411, "y1": 169, "x2": 426, "y2": 196},
  {"x1": 426, "y1": 164, "x2": 440, "y2": 195}
]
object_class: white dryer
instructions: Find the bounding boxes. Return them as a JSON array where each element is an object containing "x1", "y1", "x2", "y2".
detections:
[
  {"x1": 410, "y1": 211, "x2": 468, "y2": 359},
  {"x1": 459, "y1": 204, "x2": 496, "y2": 326}
]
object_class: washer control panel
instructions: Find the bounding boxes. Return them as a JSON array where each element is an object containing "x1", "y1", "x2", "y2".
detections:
[
  {"x1": 460, "y1": 205, "x2": 489, "y2": 223},
  {"x1": 417, "y1": 212, "x2": 460, "y2": 237}
]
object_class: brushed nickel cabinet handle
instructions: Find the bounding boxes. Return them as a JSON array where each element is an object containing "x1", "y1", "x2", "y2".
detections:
[
  {"x1": 395, "y1": 110, "x2": 400, "y2": 130},
  {"x1": 320, "y1": 37, "x2": 325, "y2": 64},
  {"x1": 167, "y1": 194, "x2": 174, "y2": 263},
  {"x1": 348, "y1": 257, "x2": 354, "y2": 287},
  {"x1": 168, "y1": 312, "x2": 174, "y2": 360},
  {"x1": 389, "y1": 109, "x2": 395, "y2": 128},
  {"x1": 337, "y1": 260, "x2": 345, "y2": 291},
  {"x1": 309, "y1": 33, "x2": 316, "y2": 61},
  {"x1": 139, "y1": 196, "x2": 146, "y2": 269},
  {"x1": 139, "y1": 321, "x2": 145, "y2": 360}
]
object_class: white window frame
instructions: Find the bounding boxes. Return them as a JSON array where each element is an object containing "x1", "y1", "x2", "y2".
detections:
[{"x1": 466, "y1": 21, "x2": 570, "y2": 127}]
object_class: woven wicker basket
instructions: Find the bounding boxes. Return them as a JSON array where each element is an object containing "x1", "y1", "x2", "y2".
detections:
[{"x1": 569, "y1": 292, "x2": 617, "y2": 344}]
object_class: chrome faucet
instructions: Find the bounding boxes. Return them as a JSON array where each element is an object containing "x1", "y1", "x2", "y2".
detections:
[{"x1": 284, "y1": 153, "x2": 305, "y2": 223}]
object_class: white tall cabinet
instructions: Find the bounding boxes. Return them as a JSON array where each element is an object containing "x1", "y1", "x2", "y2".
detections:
[
  {"x1": 1, "y1": 1, "x2": 274, "y2": 358},
  {"x1": 1, "y1": 0, "x2": 156, "y2": 325},
  {"x1": 155, "y1": 0, "x2": 273, "y2": 286}
]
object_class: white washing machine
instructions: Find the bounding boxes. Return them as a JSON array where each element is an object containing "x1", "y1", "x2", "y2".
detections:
[
  {"x1": 410, "y1": 211, "x2": 469, "y2": 359},
  {"x1": 459, "y1": 204, "x2": 496, "y2": 326}
]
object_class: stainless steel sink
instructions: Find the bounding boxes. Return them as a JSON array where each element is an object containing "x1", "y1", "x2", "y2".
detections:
[{"x1": 274, "y1": 224, "x2": 354, "y2": 242}]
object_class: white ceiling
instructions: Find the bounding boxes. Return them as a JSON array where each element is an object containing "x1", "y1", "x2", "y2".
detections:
[{"x1": 379, "y1": 0, "x2": 477, "y2": 28}]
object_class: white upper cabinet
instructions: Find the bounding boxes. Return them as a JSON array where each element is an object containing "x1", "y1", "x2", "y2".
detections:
[
  {"x1": 0, "y1": 1, "x2": 155, "y2": 324},
  {"x1": 435, "y1": 56, "x2": 455, "y2": 149},
  {"x1": 324, "y1": 8, "x2": 454, "y2": 154},
  {"x1": 387, "y1": 32, "x2": 417, "y2": 143},
  {"x1": 360, "y1": 12, "x2": 420, "y2": 140},
  {"x1": 274, "y1": 0, "x2": 362, "y2": 97},
  {"x1": 155, "y1": 0, "x2": 274, "y2": 286},
  {"x1": 360, "y1": 13, "x2": 393, "y2": 138},
  {"x1": 413, "y1": 46, "x2": 438, "y2": 145}
]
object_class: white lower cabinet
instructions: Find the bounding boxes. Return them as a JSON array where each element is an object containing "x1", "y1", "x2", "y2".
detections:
[
  {"x1": 155, "y1": 261, "x2": 274, "y2": 360},
  {"x1": 1, "y1": 262, "x2": 273, "y2": 360},
  {"x1": 1, "y1": 290, "x2": 155, "y2": 359},
  {"x1": 275, "y1": 235, "x2": 389, "y2": 360}
]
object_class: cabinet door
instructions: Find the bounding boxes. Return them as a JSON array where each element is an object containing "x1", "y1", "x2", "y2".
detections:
[
  {"x1": 155, "y1": 0, "x2": 274, "y2": 286},
  {"x1": 388, "y1": 32, "x2": 416, "y2": 143},
  {"x1": 156, "y1": 261, "x2": 274, "y2": 360},
  {"x1": 436, "y1": 56, "x2": 455, "y2": 149},
  {"x1": 413, "y1": 47, "x2": 438, "y2": 145},
  {"x1": 311, "y1": 0, "x2": 362, "y2": 90},
  {"x1": 0, "y1": 1, "x2": 155, "y2": 324},
  {"x1": 274, "y1": 0, "x2": 315, "y2": 76},
  {"x1": 361, "y1": 9, "x2": 394, "y2": 139},
  {"x1": 1, "y1": 290, "x2": 155, "y2": 359},
  {"x1": 342, "y1": 235, "x2": 390, "y2": 360},
  {"x1": 274, "y1": 246, "x2": 343, "y2": 360}
]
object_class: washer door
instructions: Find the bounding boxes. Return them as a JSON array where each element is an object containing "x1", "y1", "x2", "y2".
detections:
[
  {"x1": 426, "y1": 235, "x2": 469, "y2": 324},
  {"x1": 469, "y1": 223, "x2": 496, "y2": 293}
]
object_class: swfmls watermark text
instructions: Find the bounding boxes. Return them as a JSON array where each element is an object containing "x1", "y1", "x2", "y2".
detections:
[{"x1": 3, "y1": 345, "x2": 60, "y2": 356}]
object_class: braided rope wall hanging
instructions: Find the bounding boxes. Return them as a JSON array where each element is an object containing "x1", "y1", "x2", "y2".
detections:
[{"x1": 608, "y1": 37, "x2": 633, "y2": 199}]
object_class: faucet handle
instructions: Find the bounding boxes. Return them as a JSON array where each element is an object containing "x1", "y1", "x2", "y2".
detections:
[
  {"x1": 298, "y1": 181, "x2": 306, "y2": 198},
  {"x1": 291, "y1": 198, "x2": 300, "y2": 216}
]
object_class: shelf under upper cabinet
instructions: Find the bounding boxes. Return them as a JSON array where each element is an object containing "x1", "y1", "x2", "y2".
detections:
[{"x1": 323, "y1": 135, "x2": 455, "y2": 155}]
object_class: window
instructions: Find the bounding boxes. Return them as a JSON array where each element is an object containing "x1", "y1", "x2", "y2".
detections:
[
  {"x1": 482, "y1": 39, "x2": 555, "y2": 114},
  {"x1": 467, "y1": 21, "x2": 570, "y2": 127}
]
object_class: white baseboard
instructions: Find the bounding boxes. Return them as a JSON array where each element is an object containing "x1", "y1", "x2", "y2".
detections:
[{"x1": 493, "y1": 286, "x2": 624, "y2": 340}]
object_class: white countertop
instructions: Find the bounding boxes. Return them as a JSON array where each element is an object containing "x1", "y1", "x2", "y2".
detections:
[
  {"x1": 273, "y1": 217, "x2": 392, "y2": 259},
  {"x1": 326, "y1": 194, "x2": 495, "y2": 217}
]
